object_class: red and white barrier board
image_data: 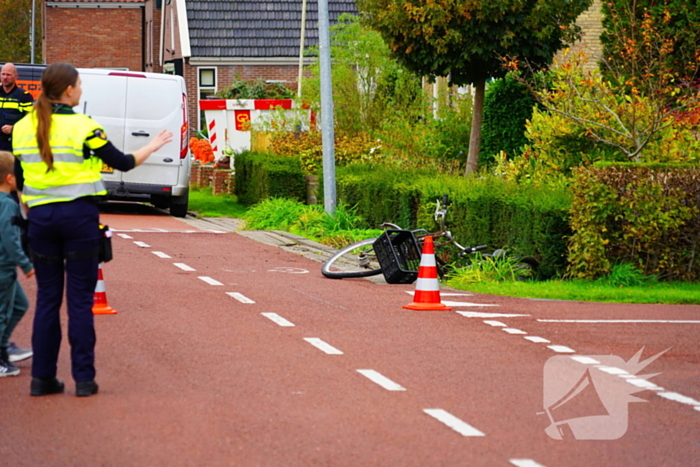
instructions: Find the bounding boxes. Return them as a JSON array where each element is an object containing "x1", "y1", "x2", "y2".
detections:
[{"x1": 199, "y1": 99, "x2": 309, "y2": 162}]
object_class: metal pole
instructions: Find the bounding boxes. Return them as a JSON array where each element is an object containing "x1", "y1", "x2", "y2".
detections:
[
  {"x1": 297, "y1": 0, "x2": 308, "y2": 98},
  {"x1": 30, "y1": 0, "x2": 36, "y2": 63},
  {"x1": 318, "y1": 0, "x2": 336, "y2": 215}
]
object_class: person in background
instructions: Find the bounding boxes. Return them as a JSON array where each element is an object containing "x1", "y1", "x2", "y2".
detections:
[
  {"x1": 0, "y1": 151, "x2": 34, "y2": 377},
  {"x1": 1, "y1": 63, "x2": 36, "y2": 361},
  {"x1": 13, "y1": 63, "x2": 172, "y2": 397},
  {"x1": 1, "y1": 63, "x2": 33, "y2": 152}
]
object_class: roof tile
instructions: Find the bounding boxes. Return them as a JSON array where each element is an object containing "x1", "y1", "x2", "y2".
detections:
[{"x1": 186, "y1": 0, "x2": 358, "y2": 58}]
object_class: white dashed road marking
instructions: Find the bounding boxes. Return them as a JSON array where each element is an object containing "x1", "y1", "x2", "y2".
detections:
[
  {"x1": 152, "y1": 251, "x2": 171, "y2": 259},
  {"x1": 423, "y1": 409, "x2": 485, "y2": 437},
  {"x1": 112, "y1": 229, "x2": 225, "y2": 234},
  {"x1": 657, "y1": 392, "x2": 700, "y2": 406},
  {"x1": 303, "y1": 338, "x2": 343, "y2": 355},
  {"x1": 596, "y1": 366, "x2": 629, "y2": 376},
  {"x1": 174, "y1": 263, "x2": 196, "y2": 271},
  {"x1": 117, "y1": 233, "x2": 132, "y2": 239},
  {"x1": 484, "y1": 320, "x2": 507, "y2": 327},
  {"x1": 198, "y1": 276, "x2": 223, "y2": 286},
  {"x1": 571, "y1": 356, "x2": 600, "y2": 365},
  {"x1": 444, "y1": 301, "x2": 499, "y2": 307},
  {"x1": 626, "y1": 378, "x2": 664, "y2": 391},
  {"x1": 226, "y1": 292, "x2": 255, "y2": 304},
  {"x1": 133, "y1": 241, "x2": 150, "y2": 248},
  {"x1": 547, "y1": 345, "x2": 575, "y2": 353},
  {"x1": 261, "y1": 313, "x2": 295, "y2": 327},
  {"x1": 357, "y1": 370, "x2": 406, "y2": 391},
  {"x1": 538, "y1": 319, "x2": 700, "y2": 324},
  {"x1": 409, "y1": 291, "x2": 472, "y2": 297},
  {"x1": 457, "y1": 311, "x2": 530, "y2": 318},
  {"x1": 510, "y1": 459, "x2": 547, "y2": 467},
  {"x1": 503, "y1": 328, "x2": 527, "y2": 335},
  {"x1": 524, "y1": 336, "x2": 551, "y2": 343}
]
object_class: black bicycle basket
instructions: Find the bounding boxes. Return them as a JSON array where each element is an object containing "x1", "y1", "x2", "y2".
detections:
[{"x1": 372, "y1": 229, "x2": 422, "y2": 284}]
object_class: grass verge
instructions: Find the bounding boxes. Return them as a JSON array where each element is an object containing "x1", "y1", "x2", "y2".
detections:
[
  {"x1": 447, "y1": 278, "x2": 700, "y2": 305},
  {"x1": 188, "y1": 193, "x2": 700, "y2": 305},
  {"x1": 188, "y1": 187, "x2": 248, "y2": 218}
]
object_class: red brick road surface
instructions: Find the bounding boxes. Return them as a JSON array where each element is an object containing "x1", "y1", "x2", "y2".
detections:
[{"x1": 2, "y1": 203, "x2": 698, "y2": 466}]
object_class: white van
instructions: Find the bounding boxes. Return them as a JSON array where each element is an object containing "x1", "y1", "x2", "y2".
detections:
[{"x1": 76, "y1": 68, "x2": 191, "y2": 217}]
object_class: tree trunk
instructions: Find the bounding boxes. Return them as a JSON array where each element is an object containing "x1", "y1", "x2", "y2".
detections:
[{"x1": 465, "y1": 78, "x2": 485, "y2": 176}]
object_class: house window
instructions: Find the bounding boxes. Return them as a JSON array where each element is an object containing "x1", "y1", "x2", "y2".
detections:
[
  {"x1": 200, "y1": 68, "x2": 215, "y2": 88},
  {"x1": 198, "y1": 67, "x2": 217, "y2": 132}
]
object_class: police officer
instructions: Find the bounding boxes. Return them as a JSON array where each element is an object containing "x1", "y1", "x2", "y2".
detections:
[
  {"x1": 13, "y1": 63, "x2": 172, "y2": 397},
  {"x1": 0, "y1": 63, "x2": 33, "y2": 152}
]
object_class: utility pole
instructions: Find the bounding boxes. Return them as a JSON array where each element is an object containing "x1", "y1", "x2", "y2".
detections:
[
  {"x1": 30, "y1": 0, "x2": 36, "y2": 63},
  {"x1": 297, "y1": 0, "x2": 308, "y2": 98},
  {"x1": 318, "y1": 0, "x2": 336, "y2": 215}
]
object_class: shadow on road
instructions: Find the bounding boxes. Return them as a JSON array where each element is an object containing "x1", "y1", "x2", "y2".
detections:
[{"x1": 98, "y1": 200, "x2": 169, "y2": 216}]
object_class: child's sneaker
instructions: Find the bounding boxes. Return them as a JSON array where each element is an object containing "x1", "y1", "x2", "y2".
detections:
[
  {"x1": 0, "y1": 359, "x2": 20, "y2": 377},
  {"x1": 7, "y1": 342, "x2": 33, "y2": 362}
]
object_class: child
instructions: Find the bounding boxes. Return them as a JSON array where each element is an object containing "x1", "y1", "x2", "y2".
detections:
[{"x1": 0, "y1": 150, "x2": 34, "y2": 376}]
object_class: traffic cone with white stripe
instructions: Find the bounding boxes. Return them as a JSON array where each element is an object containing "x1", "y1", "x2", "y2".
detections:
[
  {"x1": 403, "y1": 236, "x2": 452, "y2": 311},
  {"x1": 93, "y1": 264, "x2": 118, "y2": 315}
]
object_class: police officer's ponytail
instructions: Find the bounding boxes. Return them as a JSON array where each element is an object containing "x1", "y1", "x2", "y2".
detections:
[{"x1": 35, "y1": 63, "x2": 79, "y2": 172}]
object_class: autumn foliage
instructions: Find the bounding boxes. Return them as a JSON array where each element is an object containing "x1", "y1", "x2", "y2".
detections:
[{"x1": 189, "y1": 137, "x2": 214, "y2": 164}]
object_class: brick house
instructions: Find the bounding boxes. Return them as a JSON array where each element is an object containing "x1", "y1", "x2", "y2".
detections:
[
  {"x1": 158, "y1": 0, "x2": 358, "y2": 134},
  {"x1": 567, "y1": 0, "x2": 604, "y2": 69},
  {"x1": 43, "y1": 0, "x2": 162, "y2": 72},
  {"x1": 43, "y1": 0, "x2": 603, "y2": 134},
  {"x1": 41, "y1": 0, "x2": 359, "y2": 136}
]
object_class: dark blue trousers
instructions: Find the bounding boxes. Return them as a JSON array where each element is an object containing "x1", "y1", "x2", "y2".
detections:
[{"x1": 28, "y1": 198, "x2": 100, "y2": 382}]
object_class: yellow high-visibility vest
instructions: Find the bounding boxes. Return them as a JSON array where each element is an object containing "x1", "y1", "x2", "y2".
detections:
[{"x1": 13, "y1": 109, "x2": 109, "y2": 207}]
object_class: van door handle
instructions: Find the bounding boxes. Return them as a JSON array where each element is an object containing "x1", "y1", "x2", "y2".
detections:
[{"x1": 131, "y1": 131, "x2": 150, "y2": 137}]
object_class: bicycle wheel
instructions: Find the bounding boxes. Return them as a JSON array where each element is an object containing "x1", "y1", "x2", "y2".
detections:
[{"x1": 321, "y1": 238, "x2": 383, "y2": 279}]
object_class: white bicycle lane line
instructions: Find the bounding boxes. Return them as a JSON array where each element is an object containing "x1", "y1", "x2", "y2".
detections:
[
  {"x1": 125, "y1": 240, "x2": 536, "y2": 458},
  {"x1": 123, "y1": 237, "x2": 554, "y2": 463},
  {"x1": 114, "y1": 228, "x2": 227, "y2": 234},
  {"x1": 470, "y1": 313, "x2": 700, "y2": 415}
]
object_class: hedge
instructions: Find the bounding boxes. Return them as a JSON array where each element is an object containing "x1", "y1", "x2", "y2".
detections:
[
  {"x1": 568, "y1": 163, "x2": 700, "y2": 281},
  {"x1": 318, "y1": 165, "x2": 572, "y2": 279},
  {"x1": 233, "y1": 151, "x2": 306, "y2": 205}
]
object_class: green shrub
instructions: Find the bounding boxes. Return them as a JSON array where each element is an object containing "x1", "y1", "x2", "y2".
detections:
[
  {"x1": 480, "y1": 74, "x2": 537, "y2": 165},
  {"x1": 600, "y1": 263, "x2": 657, "y2": 288},
  {"x1": 217, "y1": 78, "x2": 294, "y2": 99},
  {"x1": 568, "y1": 163, "x2": 700, "y2": 281},
  {"x1": 269, "y1": 131, "x2": 383, "y2": 173},
  {"x1": 244, "y1": 198, "x2": 309, "y2": 230},
  {"x1": 233, "y1": 151, "x2": 306, "y2": 205},
  {"x1": 321, "y1": 167, "x2": 572, "y2": 278},
  {"x1": 244, "y1": 198, "x2": 382, "y2": 247}
]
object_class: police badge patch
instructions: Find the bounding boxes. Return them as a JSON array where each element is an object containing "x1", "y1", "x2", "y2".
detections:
[{"x1": 93, "y1": 129, "x2": 107, "y2": 140}]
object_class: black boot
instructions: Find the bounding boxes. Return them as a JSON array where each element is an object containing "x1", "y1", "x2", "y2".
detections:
[
  {"x1": 30, "y1": 377, "x2": 65, "y2": 396},
  {"x1": 76, "y1": 380, "x2": 99, "y2": 397}
]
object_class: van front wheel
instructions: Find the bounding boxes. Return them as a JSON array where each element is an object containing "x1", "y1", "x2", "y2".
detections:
[{"x1": 170, "y1": 190, "x2": 189, "y2": 218}]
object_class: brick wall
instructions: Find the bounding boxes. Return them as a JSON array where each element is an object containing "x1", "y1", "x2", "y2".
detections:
[
  {"x1": 162, "y1": 0, "x2": 183, "y2": 63},
  {"x1": 145, "y1": 1, "x2": 162, "y2": 73},
  {"x1": 45, "y1": 7, "x2": 144, "y2": 71},
  {"x1": 561, "y1": 0, "x2": 604, "y2": 70}
]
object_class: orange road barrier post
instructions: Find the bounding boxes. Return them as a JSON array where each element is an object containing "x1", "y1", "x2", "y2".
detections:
[
  {"x1": 93, "y1": 264, "x2": 118, "y2": 315},
  {"x1": 403, "y1": 236, "x2": 452, "y2": 311}
]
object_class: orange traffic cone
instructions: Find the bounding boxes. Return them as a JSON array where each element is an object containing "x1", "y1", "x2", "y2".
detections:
[
  {"x1": 403, "y1": 236, "x2": 452, "y2": 311},
  {"x1": 93, "y1": 264, "x2": 118, "y2": 315}
]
